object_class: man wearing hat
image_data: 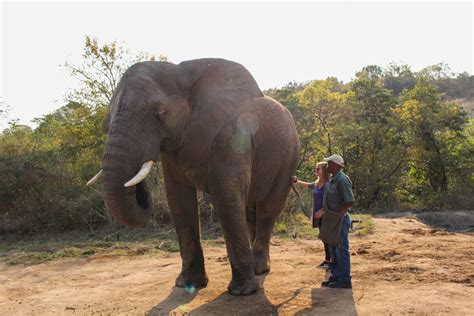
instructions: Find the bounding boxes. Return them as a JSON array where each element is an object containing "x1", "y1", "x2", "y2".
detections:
[{"x1": 319, "y1": 154, "x2": 354, "y2": 289}]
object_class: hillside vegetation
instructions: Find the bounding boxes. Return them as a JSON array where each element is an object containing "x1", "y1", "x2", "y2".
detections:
[{"x1": 1, "y1": 37, "x2": 472, "y2": 234}]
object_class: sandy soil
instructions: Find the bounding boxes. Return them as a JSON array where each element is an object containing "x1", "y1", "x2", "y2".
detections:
[{"x1": 1, "y1": 217, "x2": 473, "y2": 315}]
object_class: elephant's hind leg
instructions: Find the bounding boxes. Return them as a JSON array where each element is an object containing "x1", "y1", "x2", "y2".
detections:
[
  {"x1": 162, "y1": 160, "x2": 208, "y2": 289},
  {"x1": 253, "y1": 172, "x2": 293, "y2": 275},
  {"x1": 211, "y1": 190, "x2": 259, "y2": 295},
  {"x1": 246, "y1": 204, "x2": 257, "y2": 244},
  {"x1": 209, "y1": 129, "x2": 259, "y2": 295}
]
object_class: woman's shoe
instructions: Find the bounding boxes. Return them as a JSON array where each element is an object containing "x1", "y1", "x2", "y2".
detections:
[{"x1": 317, "y1": 260, "x2": 332, "y2": 269}]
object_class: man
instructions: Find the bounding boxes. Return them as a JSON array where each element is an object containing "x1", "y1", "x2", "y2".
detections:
[{"x1": 317, "y1": 154, "x2": 354, "y2": 289}]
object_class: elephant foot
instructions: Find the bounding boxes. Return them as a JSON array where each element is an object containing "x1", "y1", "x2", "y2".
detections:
[
  {"x1": 175, "y1": 271, "x2": 208, "y2": 289},
  {"x1": 227, "y1": 266, "x2": 260, "y2": 295},
  {"x1": 228, "y1": 276, "x2": 260, "y2": 296},
  {"x1": 253, "y1": 254, "x2": 270, "y2": 275}
]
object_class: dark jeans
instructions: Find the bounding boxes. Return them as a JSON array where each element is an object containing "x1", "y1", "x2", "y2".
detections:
[{"x1": 329, "y1": 213, "x2": 352, "y2": 282}]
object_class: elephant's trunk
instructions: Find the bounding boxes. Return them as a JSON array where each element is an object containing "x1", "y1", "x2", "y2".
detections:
[{"x1": 101, "y1": 128, "x2": 155, "y2": 228}]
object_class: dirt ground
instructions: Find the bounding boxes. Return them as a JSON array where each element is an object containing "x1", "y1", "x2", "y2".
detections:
[{"x1": 1, "y1": 216, "x2": 473, "y2": 315}]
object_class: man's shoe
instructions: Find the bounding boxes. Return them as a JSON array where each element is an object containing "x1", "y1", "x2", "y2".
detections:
[
  {"x1": 321, "y1": 276, "x2": 338, "y2": 287},
  {"x1": 328, "y1": 280, "x2": 352, "y2": 289}
]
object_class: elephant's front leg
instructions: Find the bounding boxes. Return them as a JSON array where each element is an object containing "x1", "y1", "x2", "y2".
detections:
[{"x1": 162, "y1": 161, "x2": 208, "y2": 289}]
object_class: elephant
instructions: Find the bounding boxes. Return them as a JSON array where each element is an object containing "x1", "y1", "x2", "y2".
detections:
[{"x1": 87, "y1": 58, "x2": 300, "y2": 295}]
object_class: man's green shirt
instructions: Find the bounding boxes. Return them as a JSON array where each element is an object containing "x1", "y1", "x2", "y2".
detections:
[{"x1": 323, "y1": 170, "x2": 355, "y2": 213}]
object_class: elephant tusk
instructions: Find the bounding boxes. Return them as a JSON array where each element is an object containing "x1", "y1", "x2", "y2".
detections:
[
  {"x1": 124, "y1": 161, "x2": 155, "y2": 187},
  {"x1": 86, "y1": 170, "x2": 103, "y2": 186}
]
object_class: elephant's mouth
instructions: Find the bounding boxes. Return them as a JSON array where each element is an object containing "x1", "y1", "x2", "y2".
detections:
[
  {"x1": 99, "y1": 157, "x2": 155, "y2": 227},
  {"x1": 135, "y1": 182, "x2": 150, "y2": 209}
]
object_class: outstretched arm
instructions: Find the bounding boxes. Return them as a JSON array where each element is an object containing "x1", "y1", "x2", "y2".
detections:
[{"x1": 291, "y1": 176, "x2": 314, "y2": 189}]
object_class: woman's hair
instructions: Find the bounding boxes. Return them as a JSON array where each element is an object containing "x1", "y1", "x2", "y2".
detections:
[{"x1": 316, "y1": 161, "x2": 329, "y2": 185}]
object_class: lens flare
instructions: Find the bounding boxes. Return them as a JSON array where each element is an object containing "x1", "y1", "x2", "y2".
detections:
[{"x1": 184, "y1": 284, "x2": 196, "y2": 294}]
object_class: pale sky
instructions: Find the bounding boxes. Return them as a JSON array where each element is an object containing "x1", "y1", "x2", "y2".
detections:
[{"x1": 1, "y1": 1, "x2": 473, "y2": 127}]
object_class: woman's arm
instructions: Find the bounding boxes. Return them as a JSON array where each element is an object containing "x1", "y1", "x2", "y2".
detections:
[{"x1": 291, "y1": 176, "x2": 314, "y2": 189}]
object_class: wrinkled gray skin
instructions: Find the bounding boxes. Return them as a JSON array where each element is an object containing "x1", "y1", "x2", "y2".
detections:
[{"x1": 100, "y1": 58, "x2": 299, "y2": 295}]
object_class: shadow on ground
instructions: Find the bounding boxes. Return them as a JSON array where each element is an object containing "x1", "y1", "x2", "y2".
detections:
[
  {"x1": 147, "y1": 286, "x2": 198, "y2": 315},
  {"x1": 147, "y1": 274, "x2": 278, "y2": 315},
  {"x1": 147, "y1": 273, "x2": 358, "y2": 315},
  {"x1": 147, "y1": 287, "x2": 277, "y2": 315},
  {"x1": 295, "y1": 288, "x2": 357, "y2": 315}
]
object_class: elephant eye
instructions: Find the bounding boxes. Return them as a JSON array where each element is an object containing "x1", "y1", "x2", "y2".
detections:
[
  {"x1": 158, "y1": 109, "x2": 167, "y2": 116},
  {"x1": 153, "y1": 108, "x2": 167, "y2": 122}
]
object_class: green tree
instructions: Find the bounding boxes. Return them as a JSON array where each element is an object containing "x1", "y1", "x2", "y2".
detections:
[
  {"x1": 64, "y1": 36, "x2": 169, "y2": 108},
  {"x1": 339, "y1": 67, "x2": 406, "y2": 208},
  {"x1": 397, "y1": 78, "x2": 469, "y2": 204},
  {"x1": 382, "y1": 63, "x2": 416, "y2": 96},
  {"x1": 0, "y1": 37, "x2": 172, "y2": 233},
  {"x1": 297, "y1": 79, "x2": 348, "y2": 166}
]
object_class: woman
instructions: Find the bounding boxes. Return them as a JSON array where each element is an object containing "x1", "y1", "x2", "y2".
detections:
[{"x1": 293, "y1": 162, "x2": 331, "y2": 269}]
